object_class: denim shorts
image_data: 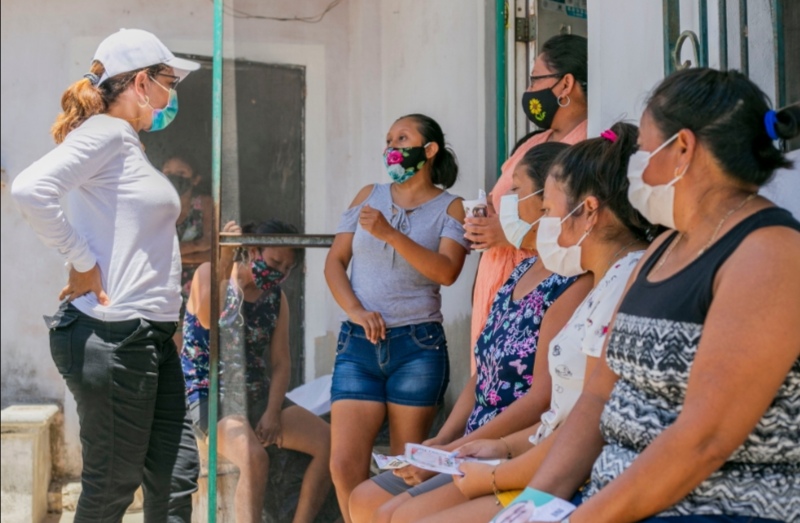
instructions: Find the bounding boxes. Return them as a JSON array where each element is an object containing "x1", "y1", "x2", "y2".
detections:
[{"x1": 330, "y1": 321, "x2": 449, "y2": 407}]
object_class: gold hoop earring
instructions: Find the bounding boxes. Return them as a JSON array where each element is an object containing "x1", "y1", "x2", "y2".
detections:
[
  {"x1": 137, "y1": 96, "x2": 150, "y2": 109},
  {"x1": 557, "y1": 95, "x2": 571, "y2": 108}
]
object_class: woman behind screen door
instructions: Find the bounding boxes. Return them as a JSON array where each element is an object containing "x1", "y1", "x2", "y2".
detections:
[{"x1": 12, "y1": 29, "x2": 201, "y2": 522}]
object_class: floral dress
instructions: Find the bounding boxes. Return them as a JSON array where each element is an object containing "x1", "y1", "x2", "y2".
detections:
[
  {"x1": 181, "y1": 279, "x2": 282, "y2": 424},
  {"x1": 465, "y1": 257, "x2": 575, "y2": 433},
  {"x1": 176, "y1": 195, "x2": 205, "y2": 302}
]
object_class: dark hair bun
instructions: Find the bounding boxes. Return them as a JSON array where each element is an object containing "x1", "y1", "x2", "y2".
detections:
[
  {"x1": 774, "y1": 103, "x2": 800, "y2": 141},
  {"x1": 398, "y1": 114, "x2": 459, "y2": 188}
]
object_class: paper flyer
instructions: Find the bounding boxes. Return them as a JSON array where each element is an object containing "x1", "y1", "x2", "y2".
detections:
[
  {"x1": 405, "y1": 443, "x2": 463, "y2": 475},
  {"x1": 403, "y1": 443, "x2": 503, "y2": 476},
  {"x1": 372, "y1": 452, "x2": 409, "y2": 470},
  {"x1": 490, "y1": 487, "x2": 576, "y2": 523}
]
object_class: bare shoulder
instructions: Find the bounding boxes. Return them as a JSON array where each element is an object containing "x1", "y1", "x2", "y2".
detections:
[
  {"x1": 725, "y1": 224, "x2": 800, "y2": 277},
  {"x1": 194, "y1": 262, "x2": 212, "y2": 282},
  {"x1": 348, "y1": 184, "x2": 376, "y2": 209},
  {"x1": 446, "y1": 196, "x2": 466, "y2": 222}
]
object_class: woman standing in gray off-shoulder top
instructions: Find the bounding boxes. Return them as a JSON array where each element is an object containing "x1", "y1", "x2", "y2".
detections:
[{"x1": 324, "y1": 113, "x2": 470, "y2": 522}]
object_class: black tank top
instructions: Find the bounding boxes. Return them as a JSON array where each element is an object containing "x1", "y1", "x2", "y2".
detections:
[
  {"x1": 627, "y1": 207, "x2": 800, "y2": 323},
  {"x1": 585, "y1": 207, "x2": 800, "y2": 520}
]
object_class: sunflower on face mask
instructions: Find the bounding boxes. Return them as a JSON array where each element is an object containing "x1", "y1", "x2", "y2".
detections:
[{"x1": 528, "y1": 98, "x2": 544, "y2": 119}]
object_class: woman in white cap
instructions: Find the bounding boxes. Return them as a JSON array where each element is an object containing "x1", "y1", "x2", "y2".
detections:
[{"x1": 12, "y1": 28, "x2": 201, "y2": 522}]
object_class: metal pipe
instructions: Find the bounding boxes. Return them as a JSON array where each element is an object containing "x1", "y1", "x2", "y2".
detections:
[
  {"x1": 772, "y1": 0, "x2": 785, "y2": 108},
  {"x1": 739, "y1": 0, "x2": 749, "y2": 75},
  {"x1": 496, "y1": 0, "x2": 507, "y2": 175},
  {"x1": 208, "y1": 0, "x2": 224, "y2": 520},
  {"x1": 699, "y1": 0, "x2": 709, "y2": 66},
  {"x1": 719, "y1": 0, "x2": 728, "y2": 70},
  {"x1": 663, "y1": 0, "x2": 680, "y2": 75},
  {"x1": 221, "y1": 233, "x2": 335, "y2": 248}
]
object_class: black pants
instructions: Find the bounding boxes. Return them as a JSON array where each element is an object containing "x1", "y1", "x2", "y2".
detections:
[{"x1": 47, "y1": 303, "x2": 199, "y2": 522}]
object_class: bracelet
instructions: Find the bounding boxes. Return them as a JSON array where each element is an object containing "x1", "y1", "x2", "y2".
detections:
[
  {"x1": 499, "y1": 436, "x2": 512, "y2": 459},
  {"x1": 490, "y1": 466, "x2": 502, "y2": 505}
]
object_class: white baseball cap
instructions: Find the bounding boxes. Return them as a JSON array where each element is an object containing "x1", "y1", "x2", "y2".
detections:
[{"x1": 93, "y1": 28, "x2": 200, "y2": 85}]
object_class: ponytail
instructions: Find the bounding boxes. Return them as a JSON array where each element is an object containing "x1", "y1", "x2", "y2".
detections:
[
  {"x1": 51, "y1": 62, "x2": 107, "y2": 144},
  {"x1": 398, "y1": 113, "x2": 459, "y2": 189},
  {"x1": 550, "y1": 121, "x2": 659, "y2": 243},
  {"x1": 50, "y1": 61, "x2": 166, "y2": 144}
]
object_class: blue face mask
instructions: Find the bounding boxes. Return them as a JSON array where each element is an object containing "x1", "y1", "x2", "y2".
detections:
[{"x1": 146, "y1": 78, "x2": 178, "y2": 132}]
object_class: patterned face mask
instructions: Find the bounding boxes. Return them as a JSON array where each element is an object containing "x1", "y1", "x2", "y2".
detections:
[
  {"x1": 383, "y1": 143, "x2": 431, "y2": 184},
  {"x1": 146, "y1": 78, "x2": 179, "y2": 132},
  {"x1": 250, "y1": 256, "x2": 287, "y2": 291},
  {"x1": 522, "y1": 85, "x2": 560, "y2": 130}
]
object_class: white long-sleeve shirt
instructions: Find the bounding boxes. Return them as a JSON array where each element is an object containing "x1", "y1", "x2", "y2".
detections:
[{"x1": 12, "y1": 114, "x2": 182, "y2": 322}]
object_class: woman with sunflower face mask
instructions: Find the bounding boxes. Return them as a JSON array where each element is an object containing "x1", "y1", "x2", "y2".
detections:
[{"x1": 465, "y1": 34, "x2": 589, "y2": 371}]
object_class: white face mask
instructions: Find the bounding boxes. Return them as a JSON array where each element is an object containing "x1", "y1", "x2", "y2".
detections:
[
  {"x1": 627, "y1": 133, "x2": 687, "y2": 229},
  {"x1": 535, "y1": 200, "x2": 591, "y2": 277},
  {"x1": 500, "y1": 190, "x2": 543, "y2": 249}
]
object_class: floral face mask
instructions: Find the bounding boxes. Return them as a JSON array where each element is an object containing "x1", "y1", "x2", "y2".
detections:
[
  {"x1": 383, "y1": 143, "x2": 431, "y2": 184},
  {"x1": 250, "y1": 256, "x2": 287, "y2": 291}
]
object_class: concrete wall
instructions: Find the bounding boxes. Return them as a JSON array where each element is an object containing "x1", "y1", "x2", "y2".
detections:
[
  {"x1": 1, "y1": 0, "x2": 488, "y2": 477},
  {"x1": 586, "y1": 0, "x2": 799, "y2": 216}
]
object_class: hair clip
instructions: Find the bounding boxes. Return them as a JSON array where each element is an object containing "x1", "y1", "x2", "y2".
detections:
[
  {"x1": 764, "y1": 110, "x2": 779, "y2": 141},
  {"x1": 83, "y1": 73, "x2": 100, "y2": 86},
  {"x1": 600, "y1": 129, "x2": 618, "y2": 142}
]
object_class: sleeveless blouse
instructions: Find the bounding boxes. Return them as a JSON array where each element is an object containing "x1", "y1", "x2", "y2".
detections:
[
  {"x1": 586, "y1": 208, "x2": 800, "y2": 521},
  {"x1": 181, "y1": 279, "x2": 282, "y2": 418},
  {"x1": 470, "y1": 121, "x2": 587, "y2": 348},
  {"x1": 336, "y1": 183, "x2": 470, "y2": 327},
  {"x1": 465, "y1": 257, "x2": 575, "y2": 433}
]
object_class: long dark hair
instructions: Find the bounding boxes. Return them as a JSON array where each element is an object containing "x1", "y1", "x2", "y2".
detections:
[
  {"x1": 549, "y1": 121, "x2": 658, "y2": 242},
  {"x1": 516, "y1": 142, "x2": 570, "y2": 191},
  {"x1": 540, "y1": 34, "x2": 588, "y2": 92},
  {"x1": 510, "y1": 34, "x2": 589, "y2": 155},
  {"x1": 646, "y1": 68, "x2": 798, "y2": 186},
  {"x1": 398, "y1": 114, "x2": 459, "y2": 188}
]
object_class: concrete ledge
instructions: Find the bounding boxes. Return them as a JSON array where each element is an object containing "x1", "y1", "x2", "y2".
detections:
[{"x1": 1, "y1": 404, "x2": 60, "y2": 523}]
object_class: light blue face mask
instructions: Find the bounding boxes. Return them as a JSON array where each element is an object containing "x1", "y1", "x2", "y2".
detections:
[{"x1": 146, "y1": 78, "x2": 178, "y2": 132}]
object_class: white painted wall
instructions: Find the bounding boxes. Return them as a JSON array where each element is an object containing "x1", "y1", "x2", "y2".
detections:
[
  {"x1": 587, "y1": 0, "x2": 799, "y2": 217},
  {"x1": 1, "y1": 0, "x2": 487, "y2": 477}
]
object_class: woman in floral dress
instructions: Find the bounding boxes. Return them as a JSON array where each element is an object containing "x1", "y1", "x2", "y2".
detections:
[{"x1": 181, "y1": 220, "x2": 332, "y2": 523}]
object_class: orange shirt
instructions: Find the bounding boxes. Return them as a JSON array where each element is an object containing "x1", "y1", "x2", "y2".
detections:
[{"x1": 470, "y1": 120, "x2": 588, "y2": 355}]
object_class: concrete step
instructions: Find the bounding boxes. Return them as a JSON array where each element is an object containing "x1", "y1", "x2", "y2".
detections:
[{"x1": 1, "y1": 404, "x2": 60, "y2": 523}]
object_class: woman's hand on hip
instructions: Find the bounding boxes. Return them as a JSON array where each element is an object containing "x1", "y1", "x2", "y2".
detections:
[
  {"x1": 348, "y1": 308, "x2": 386, "y2": 344},
  {"x1": 359, "y1": 205, "x2": 395, "y2": 242},
  {"x1": 464, "y1": 214, "x2": 511, "y2": 251},
  {"x1": 60, "y1": 264, "x2": 110, "y2": 305}
]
